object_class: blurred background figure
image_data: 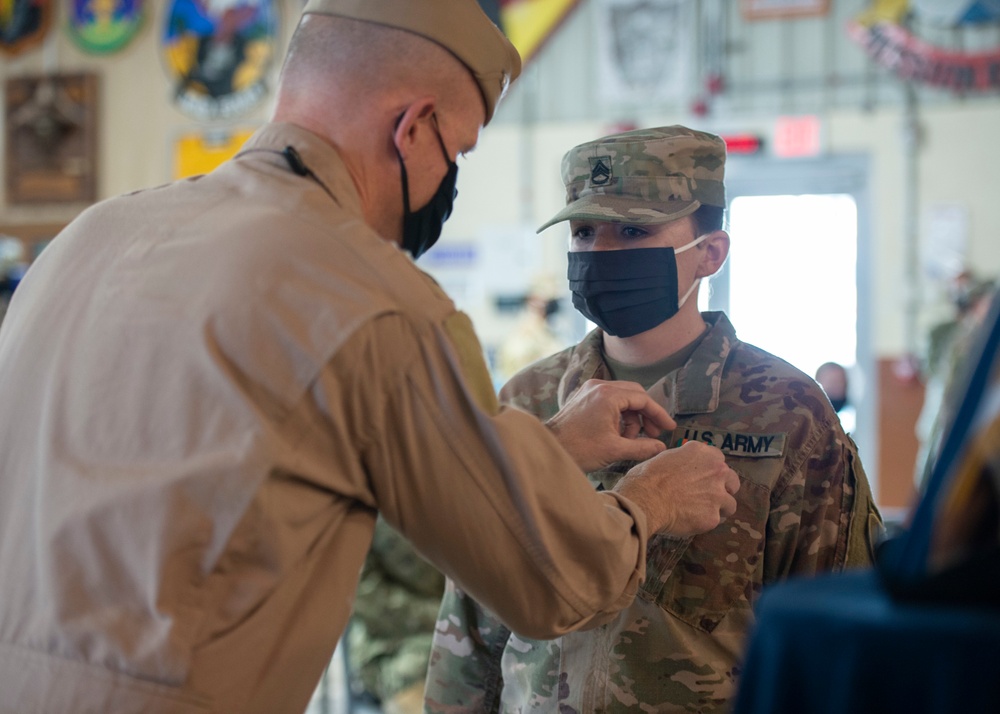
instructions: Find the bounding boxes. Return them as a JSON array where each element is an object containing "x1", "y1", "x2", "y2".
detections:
[
  {"x1": 345, "y1": 518, "x2": 445, "y2": 714},
  {"x1": 0, "y1": 238, "x2": 27, "y2": 329},
  {"x1": 815, "y1": 361, "x2": 856, "y2": 434},
  {"x1": 494, "y1": 274, "x2": 564, "y2": 384},
  {"x1": 915, "y1": 270, "x2": 997, "y2": 489}
]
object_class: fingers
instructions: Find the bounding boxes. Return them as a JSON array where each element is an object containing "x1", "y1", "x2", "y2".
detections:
[
  {"x1": 725, "y1": 468, "x2": 741, "y2": 497},
  {"x1": 621, "y1": 396, "x2": 675, "y2": 436},
  {"x1": 548, "y1": 379, "x2": 675, "y2": 473},
  {"x1": 676, "y1": 439, "x2": 726, "y2": 461},
  {"x1": 611, "y1": 435, "x2": 666, "y2": 463},
  {"x1": 619, "y1": 440, "x2": 742, "y2": 536},
  {"x1": 720, "y1": 493, "x2": 737, "y2": 520},
  {"x1": 620, "y1": 412, "x2": 643, "y2": 439},
  {"x1": 718, "y1": 463, "x2": 739, "y2": 519},
  {"x1": 586, "y1": 379, "x2": 676, "y2": 436}
]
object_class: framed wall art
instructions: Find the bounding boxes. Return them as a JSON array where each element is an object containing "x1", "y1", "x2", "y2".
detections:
[
  {"x1": 4, "y1": 73, "x2": 99, "y2": 205},
  {"x1": 740, "y1": 0, "x2": 830, "y2": 20}
]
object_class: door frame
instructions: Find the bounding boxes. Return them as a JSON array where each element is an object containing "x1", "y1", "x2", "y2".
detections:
[{"x1": 714, "y1": 154, "x2": 878, "y2": 489}]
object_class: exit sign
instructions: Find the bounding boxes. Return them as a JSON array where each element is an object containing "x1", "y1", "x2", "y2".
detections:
[
  {"x1": 773, "y1": 115, "x2": 823, "y2": 158},
  {"x1": 720, "y1": 133, "x2": 764, "y2": 155}
]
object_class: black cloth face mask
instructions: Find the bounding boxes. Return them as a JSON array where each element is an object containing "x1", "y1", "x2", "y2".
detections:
[
  {"x1": 828, "y1": 396, "x2": 848, "y2": 413},
  {"x1": 394, "y1": 115, "x2": 459, "y2": 260},
  {"x1": 567, "y1": 238, "x2": 707, "y2": 338}
]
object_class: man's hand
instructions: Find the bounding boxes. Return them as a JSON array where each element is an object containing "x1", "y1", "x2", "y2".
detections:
[
  {"x1": 546, "y1": 379, "x2": 676, "y2": 473},
  {"x1": 613, "y1": 441, "x2": 739, "y2": 537}
]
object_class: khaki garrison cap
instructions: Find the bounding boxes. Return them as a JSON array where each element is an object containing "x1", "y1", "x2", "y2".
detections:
[
  {"x1": 302, "y1": 0, "x2": 522, "y2": 125},
  {"x1": 538, "y1": 125, "x2": 727, "y2": 232}
]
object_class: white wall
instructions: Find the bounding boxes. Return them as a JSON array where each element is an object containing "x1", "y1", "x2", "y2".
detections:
[
  {"x1": 437, "y1": 101, "x2": 1000, "y2": 359},
  {"x1": 830, "y1": 104, "x2": 1000, "y2": 354},
  {"x1": 0, "y1": 0, "x2": 300, "y2": 226},
  {"x1": 3, "y1": 0, "x2": 999, "y2": 360}
]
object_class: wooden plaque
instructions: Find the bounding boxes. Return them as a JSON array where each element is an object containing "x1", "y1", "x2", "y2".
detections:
[
  {"x1": 5, "y1": 73, "x2": 99, "y2": 205},
  {"x1": 741, "y1": 0, "x2": 829, "y2": 20}
]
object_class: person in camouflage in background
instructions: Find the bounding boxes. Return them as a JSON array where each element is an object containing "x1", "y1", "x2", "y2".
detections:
[
  {"x1": 347, "y1": 517, "x2": 444, "y2": 714},
  {"x1": 424, "y1": 125, "x2": 884, "y2": 714}
]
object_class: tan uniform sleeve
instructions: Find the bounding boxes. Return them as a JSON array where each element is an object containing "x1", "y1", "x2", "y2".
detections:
[{"x1": 314, "y1": 313, "x2": 648, "y2": 640}]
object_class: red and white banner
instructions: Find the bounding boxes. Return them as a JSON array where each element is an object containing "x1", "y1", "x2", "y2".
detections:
[{"x1": 847, "y1": 20, "x2": 1000, "y2": 92}]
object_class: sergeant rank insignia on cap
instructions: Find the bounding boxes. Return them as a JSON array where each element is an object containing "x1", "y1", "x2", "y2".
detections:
[{"x1": 589, "y1": 156, "x2": 612, "y2": 185}]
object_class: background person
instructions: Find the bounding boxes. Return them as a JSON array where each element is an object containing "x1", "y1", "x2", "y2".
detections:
[
  {"x1": 425, "y1": 126, "x2": 882, "y2": 714},
  {"x1": 0, "y1": 5, "x2": 740, "y2": 714},
  {"x1": 345, "y1": 517, "x2": 444, "y2": 714},
  {"x1": 815, "y1": 361, "x2": 856, "y2": 433},
  {"x1": 915, "y1": 272, "x2": 997, "y2": 488},
  {"x1": 495, "y1": 275, "x2": 565, "y2": 384}
]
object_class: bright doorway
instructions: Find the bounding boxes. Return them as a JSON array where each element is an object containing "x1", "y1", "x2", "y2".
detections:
[
  {"x1": 726, "y1": 193, "x2": 858, "y2": 381},
  {"x1": 707, "y1": 155, "x2": 876, "y2": 486}
]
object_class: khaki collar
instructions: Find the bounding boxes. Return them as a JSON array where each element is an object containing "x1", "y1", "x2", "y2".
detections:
[
  {"x1": 557, "y1": 312, "x2": 738, "y2": 417},
  {"x1": 237, "y1": 122, "x2": 364, "y2": 219}
]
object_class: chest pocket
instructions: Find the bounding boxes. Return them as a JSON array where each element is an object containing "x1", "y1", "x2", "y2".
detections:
[{"x1": 639, "y1": 464, "x2": 774, "y2": 633}]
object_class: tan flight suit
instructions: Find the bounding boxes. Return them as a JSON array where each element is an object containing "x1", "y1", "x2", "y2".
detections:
[{"x1": 0, "y1": 123, "x2": 650, "y2": 714}]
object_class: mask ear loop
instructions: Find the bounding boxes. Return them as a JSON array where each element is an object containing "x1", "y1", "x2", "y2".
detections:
[
  {"x1": 429, "y1": 113, "x2": 452, "y2": 163},
  {"x1": 394, "y1": 112, "x2": 453, "y2": 219},
  {"x1": 678, "y1": 277, "x2": 701, "y2": 308},
  {"x1": 674, "y1": 231, "x2": 712, "y2": 255},
  {"x1": 393, "y1": 112, "x2": 413, "y2": 218},
  {"x1": 675, "y1": 232, "x2": 712, "y2": 308}
]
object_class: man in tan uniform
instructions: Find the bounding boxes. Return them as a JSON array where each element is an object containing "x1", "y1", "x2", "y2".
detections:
[{"x1": 0, "y1": 4, "x2": 740, "y2": 714}]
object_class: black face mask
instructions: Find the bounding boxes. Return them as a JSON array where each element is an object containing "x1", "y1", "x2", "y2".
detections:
[
  {"x1": 568, "y1": 245, "x2": 701, "y2": 337},
  {"x1": 828, "y1": 396, "x2": 848, "y2": 413},
  {"x1": 394, "y1": 116, "x2": 459, "y2": 260}
]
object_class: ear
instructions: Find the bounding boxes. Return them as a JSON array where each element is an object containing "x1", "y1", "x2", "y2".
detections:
[
  {"x1": 695, "y1": 230, "x2": 730, "y2": 279},
  {"x1": 391, "y1": 97, "x2": 436, "y2": 161}
]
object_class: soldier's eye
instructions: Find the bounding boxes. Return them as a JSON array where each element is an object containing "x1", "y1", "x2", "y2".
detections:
[{"x1": 621, "y1": 226, "x2": 648, "y2": 239}]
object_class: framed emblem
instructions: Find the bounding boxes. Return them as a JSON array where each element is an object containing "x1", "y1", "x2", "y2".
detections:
[
  {"x1": 66, "y1": 0, "x2": 145, "y2": 55},
  {"x1": 740, "y1": 0, "x2": 829, "y2": 20},
  {"x1": 161, "y1": 0, "x2": 278, "y2": 121},
  {"x1": 1, "y1": 0, "x2": 52, "y2": 56},
  {"x1": 173, "y1": 127, "x2": 255, "y2": 179},
  {"x1": 4, "y1": 73, "x2": 99, "y2": 205},
  {"x1": 595, "y1": 0, "x2": 692, "y2": 104}
]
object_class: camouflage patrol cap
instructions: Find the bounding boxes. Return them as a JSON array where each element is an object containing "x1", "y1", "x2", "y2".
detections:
[
  {"x1": 302, "y1": 0, "x2": 521, "y2": 125},
  {"x1": 538, "y1": 125, "x2": 727, "y2": 232}
]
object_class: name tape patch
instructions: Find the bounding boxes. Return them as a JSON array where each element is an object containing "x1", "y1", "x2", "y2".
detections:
[{"x1": 673, "y1": 425, "x2": 785, "y2": 458}]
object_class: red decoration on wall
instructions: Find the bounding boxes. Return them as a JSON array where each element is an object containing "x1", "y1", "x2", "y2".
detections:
[
  {"x1": 719, "y1": 133, "x2": 764, "y2": 155},
  {"x1": 847, "y1": 20, "x2": 1000, "y2": 93}
]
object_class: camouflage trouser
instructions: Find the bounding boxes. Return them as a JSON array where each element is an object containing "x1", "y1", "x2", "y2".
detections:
[
  {"x1": 383, "y1": 682, "x2": 424, "y2": 714},
  {"x1": 354, "y1": 635, "x2": 434, "y2": 705}
]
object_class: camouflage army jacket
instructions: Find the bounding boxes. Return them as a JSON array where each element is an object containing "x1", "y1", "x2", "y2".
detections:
[{"x1": 425, "y1": 312, "x2": 882, "y2": 714}]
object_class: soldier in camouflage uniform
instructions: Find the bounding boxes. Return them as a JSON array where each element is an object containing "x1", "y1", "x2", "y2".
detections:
[
  {"x1": 348, "y1": 518, "x2": 445, "y2": 714},
  {"x1": 424, "y1": 126, "x2": 884, "y2": 714}
]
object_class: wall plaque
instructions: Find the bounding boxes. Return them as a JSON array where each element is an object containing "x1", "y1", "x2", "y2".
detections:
[
  {"x1": 0, "y1": 0, "x2": 52, "y2": 56},
  {"x1": 4, "y1": 73, "x2": 98, "y2": 205},
  {"x1": 741, "y1": 0, "x2": 829, "y2": 20}
]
